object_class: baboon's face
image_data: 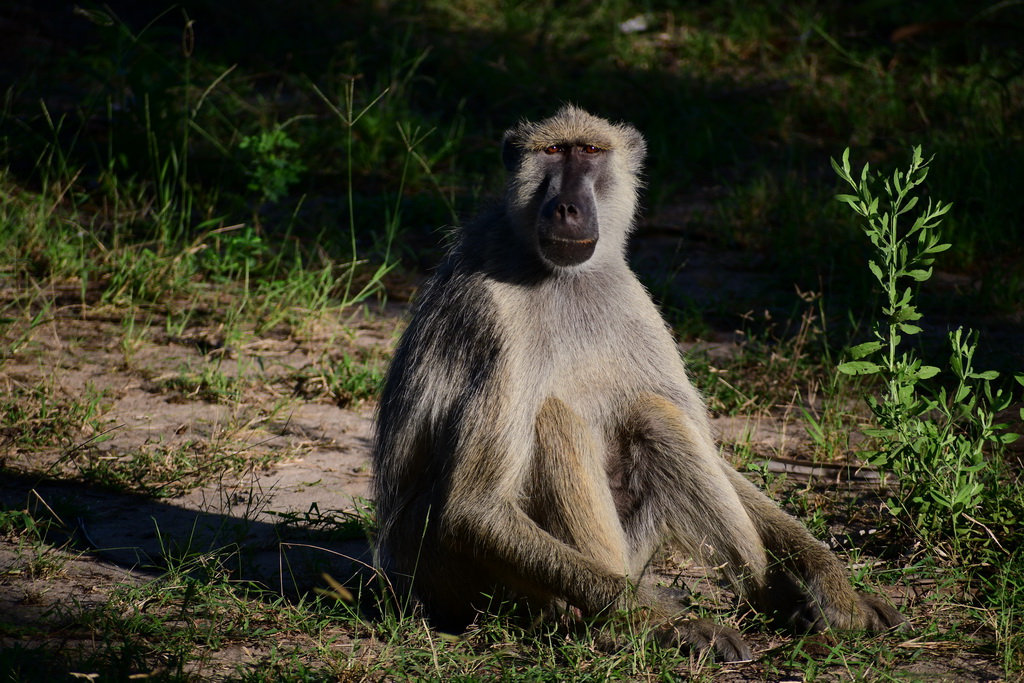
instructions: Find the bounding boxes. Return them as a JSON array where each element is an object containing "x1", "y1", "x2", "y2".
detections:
[
  {"x1": 502, "y1": 108, "x2": 644, "y2": 271},
  {"x1": 531, "y1": 143, "x2": 605, "y2": 268}
]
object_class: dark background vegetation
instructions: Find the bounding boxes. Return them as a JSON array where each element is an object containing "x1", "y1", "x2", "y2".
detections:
[{"x1": 3, "y1": 1, "x2": 1022, "y2": 326}]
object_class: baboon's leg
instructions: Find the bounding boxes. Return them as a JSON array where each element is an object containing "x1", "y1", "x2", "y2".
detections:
[
  {"x1": 532, "y1": 396, "x2": 751, "y2": 662},
  {"x1": 720, "y1": 466, "x2": 906, "y2": 632},
  {"x1": 617, "y1": 393, "x2": 769, "y2": 592},
  {"x1": 617, "y1": 393, "x2": 902, "y2": 632},
  {"x1": 384, "y1": 505, "x2": 485, "y2": 632},
  {"x1": 529, "y1": 397, "x2": 630, "y2": 578}
]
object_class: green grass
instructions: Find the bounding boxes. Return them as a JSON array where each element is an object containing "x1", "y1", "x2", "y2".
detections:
[
  {"x1": 0, "y1": 505, "x2": 72, "y2": 581},
  {"x1": 0, "y1": 382, "x2": 111, "y2": 452},
  {"x1": 290, "y1": 350, "x2": 388, "y2": 407},
  {"x1": 72, "y1": 440, "x2": 283, "y2": 499}
]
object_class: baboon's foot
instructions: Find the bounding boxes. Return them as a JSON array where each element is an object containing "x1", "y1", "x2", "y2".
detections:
[
  {"x1": 849, "y1": 592, "x2": 908, "y2": 632},
  {"x1": 765, "y1": 571, "x2": 907, "y2": 634}
]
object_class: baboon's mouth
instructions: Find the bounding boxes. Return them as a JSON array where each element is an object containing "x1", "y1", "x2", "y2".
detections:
[
  {"x1": 539, "y1": 235, "x2": 598, "y2": 267},
  {"x1": 545, "y1": 237, "x2": 595, "y2": 246}
]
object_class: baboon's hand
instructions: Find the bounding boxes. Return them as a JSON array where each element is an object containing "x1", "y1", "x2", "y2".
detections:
[{"x1": 655, "y1": 618, "x2": 753, "y2": 663}]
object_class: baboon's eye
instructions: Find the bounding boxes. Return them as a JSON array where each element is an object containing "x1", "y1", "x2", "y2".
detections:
[
  {"x1": 582, "y1": 145, "x2": 601, "y2": 154},
  {"x1": 544, "y1": 145, "x2": 565, "y2": 155}
]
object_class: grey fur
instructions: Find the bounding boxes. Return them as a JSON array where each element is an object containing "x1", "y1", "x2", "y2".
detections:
[{"x1": 372, "y1": 106, "x2": 905, "y2": 661}]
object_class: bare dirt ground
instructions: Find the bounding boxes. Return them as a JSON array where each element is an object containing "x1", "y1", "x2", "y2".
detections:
[
  {"x1": 1, "y1": 242, "x2": 1018, "y2": 680},
  {"x1": 1, "y1": 300, "x2": 388, "y2": 578}
]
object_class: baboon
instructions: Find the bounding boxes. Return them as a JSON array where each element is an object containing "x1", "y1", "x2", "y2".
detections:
[{"x1": 372, "y1": 105, "x2": 905, "y2": 661}]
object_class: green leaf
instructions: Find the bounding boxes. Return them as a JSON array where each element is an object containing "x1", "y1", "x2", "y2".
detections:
[
  {"x1": 899, "y1": 323, "x2": 923, "y2": 335},
  {"x1": 895, "y1": 288, "x2": 914, "y2": 308},
  {"x1": 906, "y1": 268, "x2": 932, "y2": 282},
  {"x1": 898, "y1": 195, "x2": 919, "y2": 215},
  {"x1": 848, "y1": 341, "x2": 884, "y2": 359},
  {"x1": 950, "y1": 352, "x2": 963, "y2": 376},
  {"x1": 868, "y1": 260, "x2": 883, "y2": 283},
  {"x1": 969, "y1": 370, "x2": 999, "y2": 381},
  {"x1": 917, "y1": 365, "x2": 940, "y2": 380},
  {"x1": 838, "y1": 361, "x2": 882, "y2": 375},
  {"x1": 893, "y1": 303, "x2": 921, "y2": 322}
]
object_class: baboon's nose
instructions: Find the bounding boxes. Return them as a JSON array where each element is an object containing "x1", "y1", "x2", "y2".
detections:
[{"x1": 557, "y1": 203, "x2": 580, "y2": 223}]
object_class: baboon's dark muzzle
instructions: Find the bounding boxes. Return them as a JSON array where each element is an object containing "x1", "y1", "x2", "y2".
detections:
[{"x1": 537, "y1": 178, "x2": 599, "y2": 268}]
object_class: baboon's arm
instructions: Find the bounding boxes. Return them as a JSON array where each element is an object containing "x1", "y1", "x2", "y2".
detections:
[
  {"x1": 441, "y1": 412, "x2": 633, "y2": 616},
  {"x1": 452, "y1": 498, "x2": 631, "y2": 611}
]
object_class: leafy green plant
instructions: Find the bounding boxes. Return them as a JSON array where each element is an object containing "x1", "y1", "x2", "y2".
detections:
[
  {"x1": 833, "y1": 146, "x2": 1022, "y2": 551},
  {"x1": 238, "y1": 124, "x2": 308, "y2": 203},
  {"x1": 0, "y1": 297, "x2": 51, "y2": 366},
  {"x1": 195, "y1": 224, "x2": 267, "y2": 281}
]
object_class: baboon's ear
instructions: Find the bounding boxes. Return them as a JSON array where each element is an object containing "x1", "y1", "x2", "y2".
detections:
[{"x1": 501, "y1": 136, "x2": 522, "y2": 173}]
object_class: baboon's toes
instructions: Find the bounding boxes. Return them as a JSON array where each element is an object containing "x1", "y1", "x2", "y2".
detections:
[
  {"x1": 659, "y1": 618, "x2": 753, "y2": 663},
  {"x1": 808, "y1": 592, "x2": 908, "y2": 633},
  {"x1": 858, "y1": 593, "x2": 908, "y2": 632}
]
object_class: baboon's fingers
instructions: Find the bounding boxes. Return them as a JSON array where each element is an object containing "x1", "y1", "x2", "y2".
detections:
[{"x1": 656, "y1": 617, "x2": 753, "y2": 663}]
